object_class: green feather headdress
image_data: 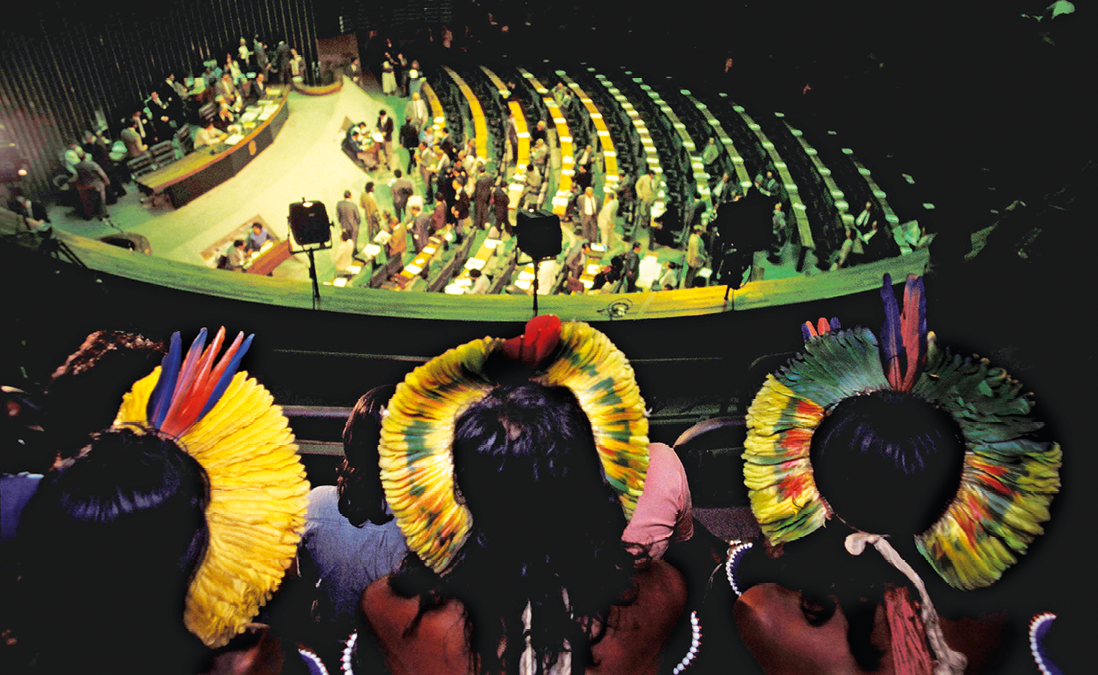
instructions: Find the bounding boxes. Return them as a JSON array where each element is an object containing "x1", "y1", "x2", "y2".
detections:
[{"x1": 744, "y1": 275, "x2": 1061, "y2": 590}]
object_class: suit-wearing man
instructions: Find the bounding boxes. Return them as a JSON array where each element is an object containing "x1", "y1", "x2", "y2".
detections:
[
  {"x1": 389, "y1": 170, "x2": 414, "y2": 221},
  {"x1": 580, "y1": 188, "x2": 598, "y2": 243},
  {"x1": 598, "y1": 192, "x2": 619, "y2": 251},
  {"x1": 410, "y1": 204, "x2": 432, "y2": 253},
  {"x1": 275, "y1": 41, "x2": 292, "y2": 84},
  {"x1": 74, "y1": 158, "x2": 110, "y2": 218},
  {"x1": 419, "y1": 143, "x2": 436, "y2": 202},
  {"x1": 622, "y1": 242, "x2": 641, "y2": 293},
  {"x1": 634, "y1": 170, "x2": 657, "y2": 230},
  {"x1": 336, "y1": 191, "x2": 361, "y2": 252},
  {"x1": 388, "y1": 217, "x2": 408, "y2": 260},
  {"x1": 404, "y1": 92, "x2": 428, "y2": 130},
  {"x1": 376, "y1": 111, "x2": 395, "y2": 168},
  {"x1": 506, "y1": 112, "x2": 519, "y2": 165},
  {"x1": 360, "y1": 182, "x2": 382, "y2": 242},
  {"x1": 473, "y1": 167, "x2": 494, "y2": 230},
  {"x1": 491, "y1": 182, "x2": 510, "y2": 235},
  {"x1": 400, "y1": 119, "x2": 419, "y2": 174}
]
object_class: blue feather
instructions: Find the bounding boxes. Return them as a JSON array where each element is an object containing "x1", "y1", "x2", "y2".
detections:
[
  {"x1": 198, "y1": 333, "x2": 255, "y2": 420},
  {"x1": 148, "y1": 332, "x2": 182, "y2": 427},
  {"x1": 879, "y1": 274, "x2": 902, "y2": 388}
]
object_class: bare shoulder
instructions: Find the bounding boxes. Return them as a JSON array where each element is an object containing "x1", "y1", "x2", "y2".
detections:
[
  {"x1": 632, "y1": 559, "x2": 688, "y2": 613},
  {"x1": 361, "y1": 577, "x2": 470, "y2": 675},
  {"x1": 592, "y1": 562, "x2": 688, "y2": 675},
  {"x1": 362, "y1": 574, "x2": 419, "y2": 632}
]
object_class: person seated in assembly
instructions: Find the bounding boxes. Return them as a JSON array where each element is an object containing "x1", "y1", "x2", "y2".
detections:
[
  {"x1": 120, "y1": 117, "x2": 148, "y2": 159},
  {"x1": 245, "y1": 222, "x2": 274, "y2": 253},
  {"x1": 725, "y1": 277, "x2": 1062, "y2": 674},
  {"x1": 350, "y1": 316, "x2": 689, "y2": 675},
  {"x1": 252, "y1": 72, "x2": 268, "y2": 100},
  {"x1": 221, "y1": 239, "x2": 247, "y2": 271},
  {"x1": 6, "y1": 329, "x2": 313, "y2": 675},
  {"x1": 212, "y1": 95, "x2": 235, "y2": 127},
  {"x1": 193, "y1": 120, "x2": 227, "y2": 149},
  {"x1": 6, "y1": 186, "x2": 50, "y2": 223}
]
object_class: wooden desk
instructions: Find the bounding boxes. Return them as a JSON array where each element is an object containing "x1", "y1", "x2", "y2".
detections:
[
  {"x1": 244, "y1": 239, "x2": 291, "y2": 275},
  {"x1": 138, "y1": 88, "x2": 290, "y2": 208}
]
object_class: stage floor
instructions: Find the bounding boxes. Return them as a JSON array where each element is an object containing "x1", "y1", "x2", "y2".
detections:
[{"x1": 49, "y1": 76, "x2": 416, "y2": 283}]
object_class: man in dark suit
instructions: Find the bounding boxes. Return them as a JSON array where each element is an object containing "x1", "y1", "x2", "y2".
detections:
[
  {"x1": 399, "y1": 118, "x2": 419, "y2": 174},
  {"x1": 73, "y1": 157, "x2": 110, "y2": 219},
  {"x1": 335, "y1": 190, "x2": 361, "y2": 253},
  {"x1": 491, "y1": 180, "x2": 511, "y2": 235},
  {"x1": 376, "y1": 110, "x2": 395, "y2": 168},
  {"x1": 473, "y1": 166, "x2": 494, "y2": 230},
  {"x1": 410, "y1": 201, "x2": 431, "y2": 253},
  {"x1": 389, "y1": 170, "x2": 414, "y2": 221},
  {"x1": 622, "y1": 241, "x2": 642, "y2": 293},
  {"x1": 276, "y1": 41, "x2": 293, "y2": 84},
  {"x1": 530, "y1": 120, "x2": 548, "y2": 147},
  {"x1": 437, "y1": 126, "x2": 456, "y2": 162},
  {"x1": 573, "y1": 163, "x2": 593, "y2": 194},
  {"x1": 81, "y1": 131, "x2": 125, "y2": 202},
  {"x1": 145, "y1": 92, "x2": 175, "y2": 143},
  {"x1": 506, "y1": 111, "x2": 519, "y2": 166}
]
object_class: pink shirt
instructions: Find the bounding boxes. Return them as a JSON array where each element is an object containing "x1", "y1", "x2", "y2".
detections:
[{"x1": 622, "y1": 443, "x2": 694, "y2": 562}]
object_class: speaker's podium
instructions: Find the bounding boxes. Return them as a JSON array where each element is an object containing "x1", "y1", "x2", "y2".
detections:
[{"x1": 515, "y1": 209, "x2": 562, "y2": 313}]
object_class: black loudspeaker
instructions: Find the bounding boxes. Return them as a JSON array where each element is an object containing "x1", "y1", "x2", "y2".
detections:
[
  {"x1": 516, "y1": 209, "x2": 561, "y2": 260},
  {"x1": 288, "y1": 200, "x2": 331, "y2": 246}
]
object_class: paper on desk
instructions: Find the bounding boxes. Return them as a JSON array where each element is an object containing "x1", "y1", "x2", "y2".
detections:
[
  {"x1": 582, "y1": 278, "x2": 595, "y2": 289},
  {"x1": 224, "y1": 134, "x2": 244, "y2": 145},
  {"x1": 464, "y1": 257, "x2": 486, "y2": 270},
  {"x1": 518, "y1": 269, "x2": 536, "y2": 281},
  {"x1": 423, "y1": 245, "x2": 436, "y2": 255},
  {"x1": 514, "y1": 279, "x2": 532, "y2": 290},
  {"x1": 374, "y1": 231, "x2": 392, "y2": 245},
  {"x1": 454, "y1": 277, "x2": 472, "y2": 287},
  {"x1": 586, "y1": 263, "x2": 601, "y2": 276},
  {"x1": 444, "y1": 284, "x2": 466, "y2": 295},
  {"x1": 484, "y1": 238, "x2": 502, "y2": 249},
  {"x1": 363, "y1": 243, "x2": 382, "y2": 257},
  {"x1": 405, "y1": 263, "x2": 422, "y2": 275}
]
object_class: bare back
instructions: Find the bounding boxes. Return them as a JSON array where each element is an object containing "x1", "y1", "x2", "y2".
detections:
[{"x1": 362, "y1": 560, "x2": 688, "y2": 675}]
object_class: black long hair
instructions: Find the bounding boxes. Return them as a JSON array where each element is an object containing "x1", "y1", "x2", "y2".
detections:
[
  {"x1": 337, "y1": 384, "x2": 397, "y2": 527},
  {"x1": 9, "y1": 427, "x2": 211, "y2": 674},
  {"x1": 745, "y1": 390, "x2": 966, "y2": 671},
  {"x1": 389, "y1": 383, "x2": 636, "y2": 675}
]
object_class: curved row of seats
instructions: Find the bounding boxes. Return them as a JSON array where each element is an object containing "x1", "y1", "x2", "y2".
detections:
[{"x1": 371, "y1": 62, "x2": 918, "y2": 291}]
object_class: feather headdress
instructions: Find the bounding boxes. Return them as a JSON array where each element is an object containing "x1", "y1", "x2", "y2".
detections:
[
  {"x1": 115, "y1": 327, "x2": 309, "y2": 647},
  {"x1": 379, "y1": 315, "x2": 649, "y2": 574},
  {"x1": 744, "y1": 275, "x2": 1061, "y2": 590}
]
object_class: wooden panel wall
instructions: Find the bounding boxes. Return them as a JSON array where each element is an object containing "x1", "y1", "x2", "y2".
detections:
[{"x1": 0, "y1": 0, "x2": 319, "y2": 197}]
